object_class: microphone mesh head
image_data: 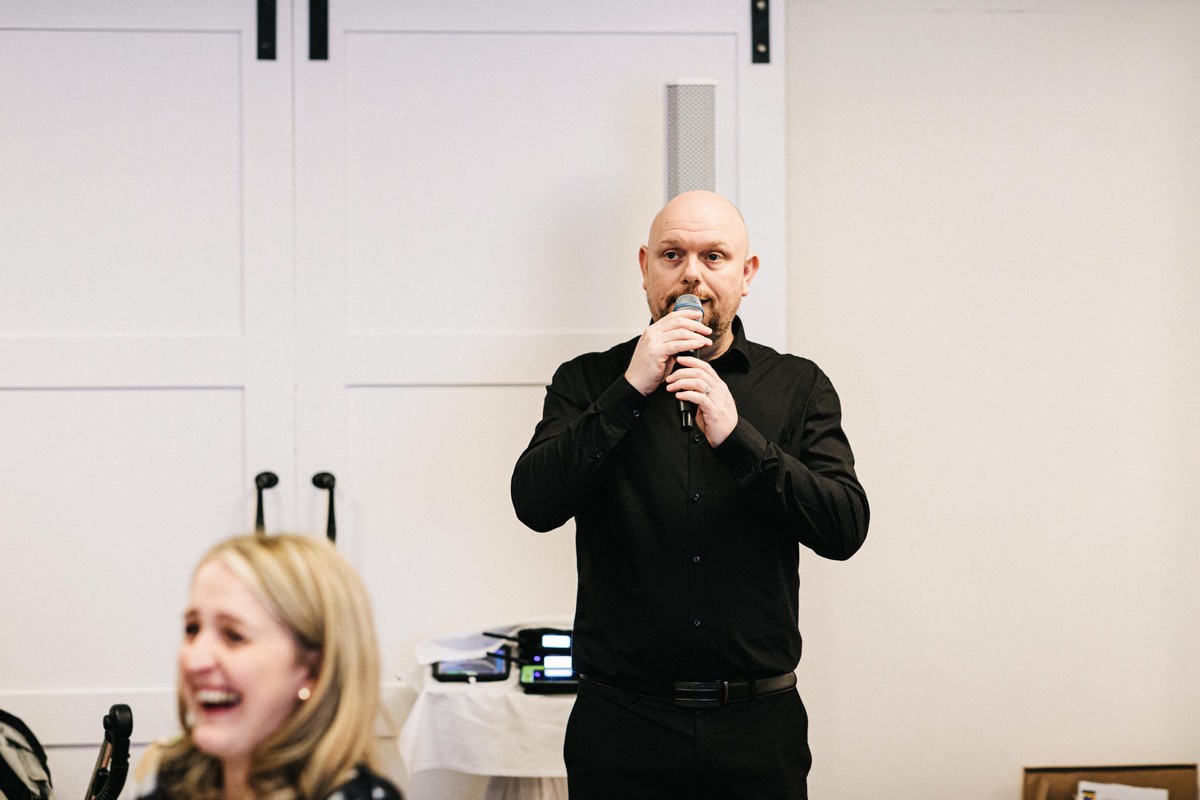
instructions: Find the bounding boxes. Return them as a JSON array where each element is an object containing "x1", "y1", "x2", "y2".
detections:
[{"x1": 672, "y1": 293, "x2": 703, "y2": 314}]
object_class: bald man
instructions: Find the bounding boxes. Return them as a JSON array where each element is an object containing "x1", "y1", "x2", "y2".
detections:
[{"x1": 512, "y1": 191, "x2": 869, "y2": 799}]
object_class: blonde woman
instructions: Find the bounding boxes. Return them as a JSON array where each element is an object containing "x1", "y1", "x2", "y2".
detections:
[{"x1": 134, "y1": 534, "x2": 402, "y2": 800}]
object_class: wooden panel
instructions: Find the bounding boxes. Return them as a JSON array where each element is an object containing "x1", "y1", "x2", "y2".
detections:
[
  {"x1": 340, "y1": 30, "x2": 739, "y2": 338},
  {"x1": 0, "y1": 388, "x2": 244, "y2": 689},
  {"x1": 0, "y1": 1, "x2": 296, "y2": 747},
  {"x1": 0, "y1": 28, "x2": 243, "y2": 337},
  {"x1": 341, "y1": 385, "x2": 573, "y2": 671}
]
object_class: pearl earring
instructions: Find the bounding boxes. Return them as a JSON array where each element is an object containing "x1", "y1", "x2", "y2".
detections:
[{"x1": 298, "y1": 687, "x2": 312, "y2": 702}]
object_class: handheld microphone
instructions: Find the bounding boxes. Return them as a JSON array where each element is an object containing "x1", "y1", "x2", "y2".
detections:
[{"x1": 672, "y1": 293, "x2": 703, "y2": 431}]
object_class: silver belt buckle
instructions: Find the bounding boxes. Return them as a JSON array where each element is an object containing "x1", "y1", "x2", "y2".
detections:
[{"x1": 672, "y1": 680, "x2": 724, "y2": 708}]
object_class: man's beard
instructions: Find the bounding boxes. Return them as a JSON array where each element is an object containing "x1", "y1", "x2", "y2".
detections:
[
  {"x1": 704, "y1": 310, "x2": 732, "y2": 350},
  {"x1": 655, "y1": 295, "x2": 732, "y2": 351}
]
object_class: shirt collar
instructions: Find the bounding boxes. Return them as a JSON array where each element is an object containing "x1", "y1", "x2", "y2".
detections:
[{"x1": 711, "y1": 316, "x2": 751, "y2": 374}]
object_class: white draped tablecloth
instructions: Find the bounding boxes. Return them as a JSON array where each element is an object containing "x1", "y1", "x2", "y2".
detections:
[{"x1": 398, "y1": 621, "x2": 575, "y2": 799}]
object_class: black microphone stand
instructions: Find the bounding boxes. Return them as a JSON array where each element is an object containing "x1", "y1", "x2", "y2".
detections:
[{"x1": 86, "y1": 704, "x2": 132, "y2": 800}]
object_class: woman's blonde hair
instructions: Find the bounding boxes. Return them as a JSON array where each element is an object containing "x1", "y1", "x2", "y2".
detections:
[{"x1": 156, "y1": 533, "x2": 381, "y2": 800}]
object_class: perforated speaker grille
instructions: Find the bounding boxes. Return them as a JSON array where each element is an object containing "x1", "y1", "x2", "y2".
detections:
[{"x1": 664, "y1": 82, "x2": 716, "y2": 200}]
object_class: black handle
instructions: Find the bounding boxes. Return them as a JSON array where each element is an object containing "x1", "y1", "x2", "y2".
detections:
[
  {"x1": 257, "y1": 0, "x2": 276, "y2": 60},
  {"x1": 309, "y1": 0, "x2": 329, "y2": 60},
  {"x1": 87, "y1": 704, "x2": 132, "y2": 800},
  {"x1": 751, "y1": 0, "x2": 770, "y2": 63},
  {"x1": 312, "y1": 472, "x2": 336, "y2": 543},
  {"x1": 254, "y1": 471, "x2": 279, "y2": 535}
]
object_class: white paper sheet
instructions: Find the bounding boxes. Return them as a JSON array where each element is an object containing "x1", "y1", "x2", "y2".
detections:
[{"x1": 1077, "y1": 781, "x2": 1169, "y2": 800}]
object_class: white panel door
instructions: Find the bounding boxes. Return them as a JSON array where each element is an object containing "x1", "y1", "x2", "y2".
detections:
[
  {"x1": 290, "y1": 1, "x2": 787, "y2": 672},
  {"x1": 0, "y1": 0, "x2": 294, "y2": 752},
  {"x1": 0, "y1": 1, "x2": 786, "y2": 787}
]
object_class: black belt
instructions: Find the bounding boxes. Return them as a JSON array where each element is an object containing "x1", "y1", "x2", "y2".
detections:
[{"x1": 579, "y1": 672, "x2": 796, "y2": 709}]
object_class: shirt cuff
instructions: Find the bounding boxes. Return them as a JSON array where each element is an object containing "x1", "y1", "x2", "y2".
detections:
[
  {"x1": 713, "y1": 416, "x2": 770, "y2": 490},
  {"x1": 595, "y1": 375, "x2": 648, "y2": 422}
]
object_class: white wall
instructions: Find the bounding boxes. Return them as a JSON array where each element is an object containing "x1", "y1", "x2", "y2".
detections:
[{"x1": 786, "y1": 1, "x2": 1200, "y2": 797}]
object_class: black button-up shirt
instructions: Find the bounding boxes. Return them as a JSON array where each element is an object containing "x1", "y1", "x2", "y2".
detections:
[{"x1": 511, "y1": 317, "x2": 868, "y2": 682}]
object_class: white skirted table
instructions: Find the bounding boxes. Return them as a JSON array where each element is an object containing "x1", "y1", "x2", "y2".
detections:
[{"x1": 398, "y1": 623, "x2": 575, "y2": 800}]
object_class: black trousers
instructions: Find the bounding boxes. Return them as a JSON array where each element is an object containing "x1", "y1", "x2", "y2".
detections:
[{"x1": 564, "y1": 679, "x2": 811, "y2": 800}]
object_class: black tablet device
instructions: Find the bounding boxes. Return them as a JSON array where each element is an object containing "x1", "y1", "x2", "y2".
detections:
[{"x1": 431, "y1": 649, "x2": 511, "y2": 682}]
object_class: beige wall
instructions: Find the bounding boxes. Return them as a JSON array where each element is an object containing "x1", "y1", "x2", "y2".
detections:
[{"x1": 785, "y1": 1, "x2": 1200, "y2": 797}]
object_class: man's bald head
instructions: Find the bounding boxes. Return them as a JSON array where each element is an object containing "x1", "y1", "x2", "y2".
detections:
[
  {"x1": 638, "y1": 191, "x2": 759, "y2": 359},
  {"x1": 646, "y1": 190, "x2": 750, "y2": 254}
]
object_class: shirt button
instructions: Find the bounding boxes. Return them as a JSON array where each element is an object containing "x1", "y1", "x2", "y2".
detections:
[
  {"x1": 632, "y1": 409, "x2": 641, "y2": 418},
  {"x1": 691, "y1": 492, "x2": 701, "y2": 502},
  {"x1": 692, "y1": 434, "x2": 702, "y2": 443},
  {"x1": 692, "y1": 618, "x2": 702, "y2": 627},
  {"x1": 592, "y1": 450, "x2": 603, "y2": 459},
  {"x1": 692, "y1": 555, "x2": 701, "y2": 563}
]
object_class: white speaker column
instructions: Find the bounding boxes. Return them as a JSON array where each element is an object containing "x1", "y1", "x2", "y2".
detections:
[{"x1": 664, "y1": 81, "x2": 716, "y2": 200}]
